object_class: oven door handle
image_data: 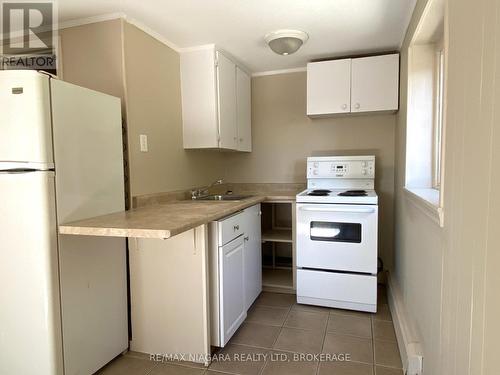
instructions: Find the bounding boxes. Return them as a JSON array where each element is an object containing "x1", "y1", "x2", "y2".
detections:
[{"x1": 299, "y1": 206, "x2": 376, "y2": 214}]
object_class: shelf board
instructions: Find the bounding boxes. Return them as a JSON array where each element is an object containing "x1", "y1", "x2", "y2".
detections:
[
  {"x1": 262, "y1": 229, "x2": 293, "y2": 243},
  {"x1": 262, "y1": 255, "x2": 292, "y2": 268},
  {"x1": 262, "y1": 268, "x2": 293, "y2": 289}
]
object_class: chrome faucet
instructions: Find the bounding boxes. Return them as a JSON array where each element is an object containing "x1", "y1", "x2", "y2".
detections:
[{"x1": 191, "y1": 179, "x2": 224, "y2": 200}]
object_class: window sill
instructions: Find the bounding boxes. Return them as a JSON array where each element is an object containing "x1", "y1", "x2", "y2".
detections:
[{"x1": 404, "y1": 187, "x2": 444, "y2": 227}]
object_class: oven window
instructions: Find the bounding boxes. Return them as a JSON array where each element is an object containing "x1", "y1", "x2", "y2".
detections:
[{"x1": 310, "y1": 222, "x2": 362, "y2": 243}]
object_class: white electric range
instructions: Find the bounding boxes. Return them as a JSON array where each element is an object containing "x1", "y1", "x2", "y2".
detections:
[{"x1": 296, "y1": 156, "x2": 378, "y2": 313}]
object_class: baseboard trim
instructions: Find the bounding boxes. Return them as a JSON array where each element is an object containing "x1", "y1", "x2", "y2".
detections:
[{"x1": 387, "y1": 272, "x2": 423, "y2": 375}]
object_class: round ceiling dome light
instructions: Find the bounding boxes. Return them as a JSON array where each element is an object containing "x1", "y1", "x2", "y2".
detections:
[{"x1": 264, "y1": 29, "x2": 309, "y2": 56}]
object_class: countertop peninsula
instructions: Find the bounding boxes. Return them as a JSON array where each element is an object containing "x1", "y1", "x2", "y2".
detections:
[{"x1": 59, "y1": 196, "x2": 265, "y2": 239}]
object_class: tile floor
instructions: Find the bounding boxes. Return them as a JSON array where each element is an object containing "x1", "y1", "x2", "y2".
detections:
[{"x1": 97, "y1": 286, "x2": 402, "y2": 375}]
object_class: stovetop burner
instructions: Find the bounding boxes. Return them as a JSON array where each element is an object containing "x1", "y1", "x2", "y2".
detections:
[
  {"x1": 337, "y1": 190, "x2": 368, "y2": 197},
  {"x1": 307, "y1": 189, "x2": 332, "y2": 196}
]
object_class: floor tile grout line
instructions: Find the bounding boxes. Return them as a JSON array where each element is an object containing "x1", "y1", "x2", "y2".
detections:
[
  {"x1": 270, "y1": 303, "x2": 292, "y2": 349},
  {"x1": 117, "y1": 292, "x2": 401, "y2": 374},
  {"x1": 246, "y1": 304, "x2": 290, "y2": 327},
  {"x1": 315, "y1": 313, "x2": 331, "y2": 375},
  {"x1": 373, "y1": 366, "x2": 404, "y2": 371},
  {"x1": 143, "y1": 360, "x2": 159, "y2": 375},
  {"x1": 256, "y1": 348, "x2": 274, "y2": 375},
  {"x1": 227, "y1": 342, "x2": 276, "y2": 351},
  {"x1": 323, "y1": 330, "x2": 373, "y2": 341},
  {"x1": 329, "y1": 311, "x2": 373, "y2": 318},
  {"x1": 253, "y1": 303, "x2": 293, "y2": 310},
  {"x1": 373, "y1": 337, "x2": 399, "y2": 344},
  {"x1": 247, "y1": 318, "x2": 331, "y2": 335},
  {"x1": 371, "y1": 315, "x2": 376, "y2": 374},
  {"x1": 205, "y1": 369, "x2": 242, "y2": 375},
  {"x1": 256, "y1": 303, "x2": 293, "y2": 375},
  {"x1": 276, "y1": 324, "x2": 327, "y2": 334}
]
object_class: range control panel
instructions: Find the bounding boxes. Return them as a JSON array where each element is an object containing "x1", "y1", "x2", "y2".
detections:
[{"x1": 307, "y1": 156, "x2": 375, "y2": 179}]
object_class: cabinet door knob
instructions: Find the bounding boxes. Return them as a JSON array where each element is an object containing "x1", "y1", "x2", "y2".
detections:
[
  {"x1": 341, "y1": 104, "x2": 347, "y2": 110},
  {"x1": 244, "y1": 236, "x2": 249, "y2": 241},
  {"x1": 354, "y1": 103, "x2": 360, "y2": 109},
  {"x1": 233, "y1": 225, "x2": 240, "y2": 231},
  {"x1": 239, "y1": 138, "x2": 243, "y2": 142}
]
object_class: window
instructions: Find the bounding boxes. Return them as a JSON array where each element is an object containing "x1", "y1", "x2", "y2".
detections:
[
  {"x1": 433, "y1": 49, "x2": 445, "y2": 189},
  {"x1": 404, "y1": 0, "x2": 445, "y2": 226}
]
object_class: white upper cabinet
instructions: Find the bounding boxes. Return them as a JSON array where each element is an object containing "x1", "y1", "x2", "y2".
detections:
[
  {"x1": 236, "y1": 67, "x2": 252, "y2": 152},
  {"x1": 217, "y1": 52, "x2": 238, "y2": 150},
  {"x1": 181, "y1": 47, "x2": 252, "y2": 151},
  {"x1": 307, "y1": 53, "x2": 399, "y2": 117},
  {"x1": 307, "y1": 59, "x2": 351, "y2": 116},
  {"x1": 351, "y1": 54, "x2": 399, "y2": 113}
]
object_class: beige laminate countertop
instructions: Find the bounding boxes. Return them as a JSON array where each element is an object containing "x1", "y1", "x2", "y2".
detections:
[{"x1": 58, "y1": 196, "x2": 274, "y2": 239}]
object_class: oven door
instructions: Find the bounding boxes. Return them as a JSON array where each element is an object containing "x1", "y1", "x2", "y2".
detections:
[{"x1": 296, "y1": 203, "x2": 378, "y2": 274}]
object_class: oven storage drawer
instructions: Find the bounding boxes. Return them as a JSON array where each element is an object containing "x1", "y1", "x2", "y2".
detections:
[{"x1": 297, "y1": 269, "x2": 377, "y2": 310}]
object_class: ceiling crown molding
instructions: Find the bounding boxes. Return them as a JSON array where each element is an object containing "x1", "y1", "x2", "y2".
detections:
[
  {"x1": 58, "y1": 12, "x2": 126, "y2": 30},
  {"x1": 57, "y1": 12, "x2": 181, "y2": 52},
  {"x1": 252, "y1": 67, "x2": 306, "y2": 77}
]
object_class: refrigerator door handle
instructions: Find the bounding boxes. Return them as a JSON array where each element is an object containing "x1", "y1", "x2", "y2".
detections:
[
  {"x1": 0, "y1": 161, "x2": 55, "y2": 171},
  {"x1": 1, "y1": 168, "x2": 40, "y2": 173}
]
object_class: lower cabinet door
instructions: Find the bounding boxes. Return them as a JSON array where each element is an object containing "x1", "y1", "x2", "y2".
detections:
[
  {"x1": 219, "y1": 235, "x2": 246, "y2": 346},
  {"x1": 243, "y1": 204, "x2": 262, "y2": 310}
]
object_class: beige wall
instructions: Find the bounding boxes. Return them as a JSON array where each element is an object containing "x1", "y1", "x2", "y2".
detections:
[
  {"x1": 60, "y1": 20, "x2": 226, "y2": 198},
  {"x1": 226, "y1": 72, "x2": 397, "y2": 268},
  {"x1": 393, "y1": 0, "x2": 500, "y2": 373},
  {"x1": 393, "y1": 1, "x2": 445, "y2": 372},
  {"x1": 59, "y1": 20, "x2": 125, "y2": 105},
  {"x1": 121, "y1": 22, "x2": 226, "y2": 197}
]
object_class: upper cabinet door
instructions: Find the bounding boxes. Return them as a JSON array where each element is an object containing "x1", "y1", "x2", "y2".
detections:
[
  {"x1": 307, "y1": 59, "x2": 351, "y2": 116},
  {"x1": 216, "y1": 52, "x2": 238, "y2": 150},
  {"x1": 351, "y1": 54, "x2": 399, "y2": 113},
  {"x1": 180, "y1": 48, "x2": 219, "y2": 149},
  {"x1": 236, "y1": 67, "x2": 252, "y2": 152}
]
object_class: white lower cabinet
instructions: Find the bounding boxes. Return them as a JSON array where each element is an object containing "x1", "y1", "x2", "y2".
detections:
[
  {"x1": 128, "y1": 226, "x2": 211, "y2": 363},
  {"x1": 210, "y1": 204, "x2": 262, "y2": 347},
  {"x1": 242, "y1": 204, "x2": 262, "y2": 310}
]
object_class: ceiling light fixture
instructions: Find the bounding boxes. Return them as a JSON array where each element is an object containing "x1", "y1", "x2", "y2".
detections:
[{"x1": 264, "y1": 29, "x2": 309, "y2": 56}]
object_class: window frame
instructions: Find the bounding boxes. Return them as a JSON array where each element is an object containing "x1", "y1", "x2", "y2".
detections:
[{"x1": 432, "y1": 47, "x2": 445, "y2": 190}]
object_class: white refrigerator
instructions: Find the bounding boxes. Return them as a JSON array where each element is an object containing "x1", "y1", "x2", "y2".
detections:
[{"x1": 0, "y1": 70, "x2": 128, "y2": 375}]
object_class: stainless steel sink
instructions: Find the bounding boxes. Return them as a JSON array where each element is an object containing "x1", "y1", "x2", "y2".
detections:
[{"x1": 193, "y1": 194, "x2": 253, "y2": 201}]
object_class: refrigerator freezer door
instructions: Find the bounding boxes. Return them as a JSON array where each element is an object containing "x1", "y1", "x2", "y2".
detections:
[
  {"x1": 50, "y1": 79, "x2": 128, "y2": 374},
  {"x1": 0, "y1": 71, "x2": 53, "y2": 167},
  {"x1": 0, "y1": 171, "x2": 63, "y2": 375}
]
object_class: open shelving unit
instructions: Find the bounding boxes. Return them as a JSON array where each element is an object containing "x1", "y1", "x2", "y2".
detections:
[
  {"x1": 261, "y1": 200, "x2": 296, "y2": 294},
  {"x1": 262, "y1": 228, "x2": 292, "y2": 243}
]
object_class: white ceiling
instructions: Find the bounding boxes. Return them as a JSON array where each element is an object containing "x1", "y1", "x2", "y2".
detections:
[{"x1": 58, "y1": 0, "x2": 417, "y2": 73}]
